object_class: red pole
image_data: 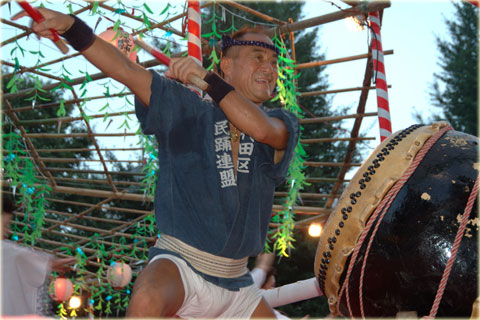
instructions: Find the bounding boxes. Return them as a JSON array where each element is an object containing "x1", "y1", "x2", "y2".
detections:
[{"x1": 16, "y1": 1, "x2": 69, "y2": 54}]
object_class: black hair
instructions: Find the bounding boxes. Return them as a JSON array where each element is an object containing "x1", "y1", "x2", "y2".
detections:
[
  {"x1": 221, "y1": 26, "x2": 270, "y2": 57},
  {"x1": 2, "y1": 194, "x2": 18, "y2": 215}
]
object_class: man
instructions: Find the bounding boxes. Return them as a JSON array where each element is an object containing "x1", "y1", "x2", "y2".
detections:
[
  {"x1": 13, "y1": 7, "x2": 299, "y2": 318},
  {"x1": 2, "y1": 195, "x2": 75, "y2": 316}
]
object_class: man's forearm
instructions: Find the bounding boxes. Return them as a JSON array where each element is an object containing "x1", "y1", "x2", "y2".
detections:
[
  {"x1": 80, "y1": 35, "x2": 152, "y2": 106},
  {"x1": 218, "y1": 91, "x2": 289, "y2": 150}
]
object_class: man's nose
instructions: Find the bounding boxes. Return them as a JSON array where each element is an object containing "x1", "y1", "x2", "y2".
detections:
[{"x1": 260, "y1": 60, "x2": 276, "y2": 74}]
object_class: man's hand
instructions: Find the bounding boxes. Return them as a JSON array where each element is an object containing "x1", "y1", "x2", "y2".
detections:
[
  {"x1": 255, "y1": 253, "x2": 275, "y2": 273},
  {"x1": 165, "y1": 57, "x2": 208, "y2": 86},
  {"x1": 12, "y1": 7, "x2": 74, "y2": 40}
]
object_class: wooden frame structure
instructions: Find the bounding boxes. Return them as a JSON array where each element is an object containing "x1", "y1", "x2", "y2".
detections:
[{"x1": 1, "y1": 0, "x2": 391, "y2": 293}]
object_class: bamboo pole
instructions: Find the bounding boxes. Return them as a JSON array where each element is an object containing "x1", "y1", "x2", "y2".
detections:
[
  {"x1": 67, "y1": 88, "x2": 119, "y2": 194},
  {"x1": 2, "y1": 53, "x2": 83, "y2": 77},
  {"x1": 1, "y1": 51, "x2": 83, "y2": 78},
  {"x1": 49, "y1": 212, "x2": 155, "y2": 261},
  {"x1": 300, "y1": 85, "x2": 391, "y2": 97},
  {"x1": 51, "y1": 185, "x2": 150, "y2": 202},
  {"x1": 264, "y1": 1, "x2": 391, "y2": 37},
  {"x1": 98, "y1": 2, "x2": 185, "y2": 39},
  {"x1": 24, "y1": 132, "x2": 137, "y2": 138},
  {"x1": 0, "y1": 18, "x2": 31, "y2": 32},
  {"x1": 34, "y1": 147, "x2": 143, "y2": 153},
  {"x1": 47, "y1": 198, "x2": 117, "y2": 231},
  {"x1": 3, "y1": 54, "x2": 173, "y2": 101},
  {"x1": 1, "y1": 5, "x2": 91, "y2": 47},
  {"x1": 132, "y1": 1, "x2": 214, "y2": 36},
  {"x1": 2, "y1": 190, "x2": 148, "y2": 216},
  {"x1": 222, "y1": 0, "x2": 287, "y2": 24},
  {"x1": 295, "y1": 49, "x2": 393, "y2": 70},
  {"x1": 274, "y1": 192, "x2": 340, "y2": 199},
  {"x1": 44, "y1": 197, "x2": 152, "y2": 216},
  {"x1": 305, "y1": 177, "x2": 350, "y2": 183},
  {"x1": 16, "y1": 109, "x2": 135, "y2": 126},
  {"x1": 11, "y1": 224, "x2": 94, "y2": 255},
  {"x1": 38, "y1": 167, "x2": 145, "y2": 176},
  {"x1": 12, "y1": 227, "x2": 142, "y2": 266},
  {"x1": 1, "y1": 60, "x2": 64, "y2": 82},
  {"x1": 52, "y1": 180, "x2": 139, "y2": 195},
  {"x1": 20, "y1": 157, "x2": 143, "y2": 164},
  {"x1": 271, "y1": 204, "x2": 331, "y2": 215},
  {"x1": 304, "y1": 161, "x2": 361, "y2": 167},
  {"x1": 46, "y1": 208, "x2": 128, "y2": 225},
  {"x1": 39, "y1": 227, "x2": 148, "y2": 253},
  {"x1": 39, "y1": 175, "x2": 143, "y2": 187},
  {"x1": 23, "y1": 133, "x2": 375, "y2": 142},
  {"x1": 31, "y1": 213, "x2": 155, "y2": 241},
  {"x1": 3, "y1": 45, "x2": 206, "y2": 101},
  {"x1": 3, "y1": 93, "x2": 131, "y2": 113},
  {"x1": 2, "y1": 99, "x2": 57, "y2": 187},
  {"x1": 299, "y1": 112, "x2": 377, "y2": 124},
  {"x1": 294, "y1": 215, "x2": 329, "y2": 227},
  {"x1": 300, "y1": 137, "x2": 375, "y2": 144},
  {"x1": 16, "y1": 183, "x2": 329, "y2": 215},
  {"x1": 15, "y1": 213, "x2": 155, "y2": 260},
  {"x1": 3, "y1": 69, "x2": 110, "y2": 100},
  {"x1": 49, "y1": 198, "x2": 115, "y2": 226}
]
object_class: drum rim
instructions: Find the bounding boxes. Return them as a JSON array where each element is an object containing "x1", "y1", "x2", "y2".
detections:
[{"x1": 314, "y1": 122, "x2": 450, "y2": 315}]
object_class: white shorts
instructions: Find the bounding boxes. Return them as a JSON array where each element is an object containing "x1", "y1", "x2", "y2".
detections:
[{"x1": 150, "y1": 254, "x2": 263, "y2": 318}]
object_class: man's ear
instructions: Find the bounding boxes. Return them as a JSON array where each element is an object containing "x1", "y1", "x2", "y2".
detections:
[{"x1": 220, "y1": 57, "x2": 232, "y2": 78}]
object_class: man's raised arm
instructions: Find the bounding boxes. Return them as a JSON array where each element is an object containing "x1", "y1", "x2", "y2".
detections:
[{"x1": 12, "y1": 7, "x2": 152, "y2": 107}]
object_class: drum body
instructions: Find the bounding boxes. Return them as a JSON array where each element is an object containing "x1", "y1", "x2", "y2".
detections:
[{"x1": 315, "y1": 123, "x2": 478, "y2": 317}]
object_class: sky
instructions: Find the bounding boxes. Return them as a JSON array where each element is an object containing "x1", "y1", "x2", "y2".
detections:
[
  {"x1": 1, "y1": 0, "x2": 460, "y2": 165},
  {"x1": 302, "y1": 0, "x2": 458, "y2": 142}
]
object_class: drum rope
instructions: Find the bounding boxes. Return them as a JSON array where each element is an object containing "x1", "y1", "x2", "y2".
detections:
[
  {"x1": 338, "y1": 125, "x2": 453, "y2": 318},
  {"x1": 423, "y1": 174, "x2": 479, "y2": 319}
]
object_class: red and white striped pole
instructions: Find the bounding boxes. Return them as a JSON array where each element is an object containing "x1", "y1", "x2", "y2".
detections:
[
  {"x1": 187, "y1": 0, "x2": 203, "y2": 95},
  {"x1": 466, "y1": 0, "x2": 479, "y2": 7},
  {"x1": 368, "y1": 11, "x2": 392, "y2": 142}
]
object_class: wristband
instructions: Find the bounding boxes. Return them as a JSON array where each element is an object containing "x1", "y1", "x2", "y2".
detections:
[
  {"x1": 203, "y1": 72, "x2": 235, "y2": 105},
  {"x1": 61, "y1": 15, "x2": 95, "y2": 52}
]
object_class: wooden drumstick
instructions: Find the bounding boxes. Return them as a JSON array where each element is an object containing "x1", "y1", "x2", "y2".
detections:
[
  {"x1": 17, "y1": 1, "x2": 69, "y2": 54},
  {"x1": 134, "y1": 38, "x2": 208, "y2": 91}
]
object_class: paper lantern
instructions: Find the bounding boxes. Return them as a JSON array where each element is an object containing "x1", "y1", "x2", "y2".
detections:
[
  {"x1": 50, "y1": 277, "x2": 73, "y2": 302},
  {"x1": 98, "y1": 27, "x2": 137, "y2": 62},
  {"x1": 107, "y1": 261, "x2": 132, "y2": 289}
]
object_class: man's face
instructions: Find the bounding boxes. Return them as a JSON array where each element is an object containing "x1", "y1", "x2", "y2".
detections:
[
  {"x1": 222, "y1": 33, "x2": 278, "y2": 105},
  {"x1": 2, "y1": 213, "x2": 12, "y2": 240}
]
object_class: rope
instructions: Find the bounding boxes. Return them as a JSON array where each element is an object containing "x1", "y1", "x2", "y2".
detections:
[
  {"x1": 337, "y1": 125, "x2": 453, "y2": 318},
  {"x1": 422, "y1": 175, "x2": 479, "y2": 319}
]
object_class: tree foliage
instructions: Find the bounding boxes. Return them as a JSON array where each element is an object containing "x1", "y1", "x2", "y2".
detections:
[{"x1": 430, "y1": 2, "x2": 478, "y2": 136}]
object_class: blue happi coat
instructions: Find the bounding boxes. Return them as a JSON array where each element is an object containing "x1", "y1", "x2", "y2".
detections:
[{"x1": 135, "y1": 71, "x2": 299, "y2": 290}]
